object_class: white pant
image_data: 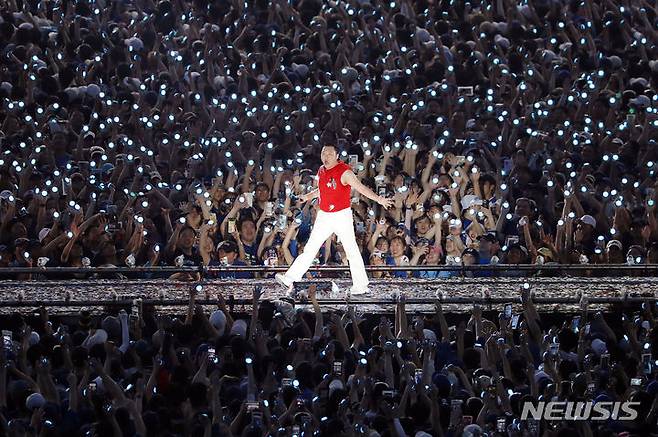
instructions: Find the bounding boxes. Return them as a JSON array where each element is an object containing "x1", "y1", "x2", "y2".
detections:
[{"x1": 283, "y1": 208, "x2": 369, "y2": 291}]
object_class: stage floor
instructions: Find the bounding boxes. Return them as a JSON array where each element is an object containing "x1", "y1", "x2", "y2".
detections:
[{"x1": 0, "y1": 277, "x2": 655, "y2": 315}]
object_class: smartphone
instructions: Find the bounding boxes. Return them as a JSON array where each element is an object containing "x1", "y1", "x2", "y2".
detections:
[
  {"x1": 462, "y1": 415, "x2": 473, "y2": 426},
  {"x1": 600, "y1": 353, "x2": 610, "y2": 369},
  {"x1": 586, "y1": 382, "x2": 596, "y2": 396},
  {"x1": 504, "y1": 304, "x2": 512, "y2": 319},
  {"x1": 282, "y1": 378, "x2": 293, "y2": 387},
  {"x1": 278, "y1": 214, "x2": 287, "y2": 229},
  {"x1": 630, "y1": 378, "x2": 643, "y2": 386},
  {"x1": 382, "y1": 390, "x2": 396, "y2": 398},
  {"x1": 378, "y1": 186, "x2": 387, "y2": 197},
  {"x1": 549, "y1": 343, "x2": 559, "y2": 356},
  {"x1": 246, "y1": 401, "x2": 259, "y2": 412},
  {"x1": 88, "y1": 382, "x2": 97, "y2": 392},
  {"x1": 244, "y1": 192, "x2": 254, "y2": 207},
  {"x1": 264, "y1": 201, "x2": 274, "y2": 217},
  {"x1": 571, "y1": 316, "x2": 580, "y2": 333},
  {"x1": 292, "y1": 425, "x2": 301, "y2": 437},
  {"x1": 275, "y1": 159, "x2": 283, "y2": 170},
  {"x1": 505, "y1": 235, "x2": 520, "y2": 246},
  {"x1": 497, "y1": 417, "x2": 506, "y2": 432},
  {"x1": 627, "y1": 114, "x2": 636, "y2": 125},
  {"x1": 227, "y1": 218, "x2": 236, "y2": 234},
  {"x1": 207, "y1": 347, "x2": 218, "y2": 364},
  {"x1": 458, "y1": 86, "x2": 474, "y2": 96},
  {"x1": 349, "y1": 154, "x2": 359, "y2": 169},
  {"x1": 251, "y1": 410, "x2": 262, "y2": 424},
  {"x1": 333, "y1": 361, "x2": 343, "y2": 376},
  {"x1": 415, "y1": 368, "x2": 423, "y2": 383},
  {"x1": 502, "y1": 158, "x2": 513, "y2": 175},
  {"x1": 642, "y1": 353, "x2": 652, "y2": 374},
  {"x1": 511, "y1": 314, "x2": 520, "y2": 330},
  {"x1": 584, "y1": 323, "x2": 591, "y2": 335},
  {"x1": 2, "y1": 330, "x2": 11, "y2": 350}
]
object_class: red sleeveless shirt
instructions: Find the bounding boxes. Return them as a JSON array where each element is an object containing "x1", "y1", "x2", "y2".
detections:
[{"x1": 317, "y1": 161, "x2": 352, "y2": 213}]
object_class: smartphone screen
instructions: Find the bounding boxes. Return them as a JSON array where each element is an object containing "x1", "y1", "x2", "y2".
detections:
[
  {"x1": 278, "y1": 214, "x2": 287, "y2": 229},
  {"x1": 349, "y1": 154, "x2": 359, "y2": 169},
  {"x1": 504, "y1": 304, "x2": 512, "y2": 319},
  {"x1": 497, "y1": 418, "x2": 506, "y2": 432},
  {"x1": 207, "y1": 347, "x2": 217, "y2": 363},
  {"x1": 458, "y1": 86, "x2": 473, "y2": 96},
  {"x1": 571, "y1": 316, "x2": 580, "y2": 332},
  {"x1": 511, "y1": 314, "x2": 520, "y2": 329},
  {"x1": 642, "y1": 353, "x2": 652, "y2": 374},
  {"x1": 333, "y1": 361, "x2": 343, "y2": 375},
  {"x1": 2, "y1": 330, "x2": 11, "y2": 350},
  {"x1": 600, "y1": 353, "x2": 610, "y2": 369},
  {"x1": 227, "y1": 218, "x2": 236, "y2": 234}
]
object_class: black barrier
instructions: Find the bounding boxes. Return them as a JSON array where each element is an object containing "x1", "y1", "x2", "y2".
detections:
[
  {"x1": 0, "y1": 295, "x2": 655, "y2": 308},
  {"x1": 0, "y1": 263, "x2": 657, "y2": 274}
]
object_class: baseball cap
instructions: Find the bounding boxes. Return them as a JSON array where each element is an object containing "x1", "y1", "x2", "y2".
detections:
[
  {"x1": 216, "y1": 240, "x2": 238, "y2": 254},
  {"x1": 478, "y1": 233, "x2": 498, "y2": 243},
  {"x1": 580, "y1": 215, "x2": 596, "y2": 228},
  {"x1": 606, "y1": 240, "x2": 623, "y2": 251},
  {"x1": 209, "y1": 310, "x2": 227, "y2": 336},
  {"x1": 537, "y1": 247, "x2": 554, "y2": 261},
  {"x1": 25, "y1": 393, "x2": 46, "y2": 410},
  {"x1": 38, "y1": 228, "x2": 51, "y2": 243},
  {"x1": 591, "y1": 338, "x2": 607, "y2": 356},
  {"x1": 630, "y1": 95, "x2": 650, "y2": 108}
]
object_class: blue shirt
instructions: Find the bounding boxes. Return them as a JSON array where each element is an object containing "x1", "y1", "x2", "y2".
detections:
[
  {"x1": 208, "y1": 259, "x2": 253, "y2": 279},
  {"x1": 386, "y1": 255, "x2": 409, "y2": 278}
]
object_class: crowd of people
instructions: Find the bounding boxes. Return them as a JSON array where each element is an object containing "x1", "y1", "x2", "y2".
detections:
[
  {"x1": 2, "y1": 0, "x2": 658, "y2": 434},
  {"x1": 1, "y1": 0, "x2": 658, "y2": 280},
  {"x1": 0, "y1": 286, "x2": 656, "y2": 436}
]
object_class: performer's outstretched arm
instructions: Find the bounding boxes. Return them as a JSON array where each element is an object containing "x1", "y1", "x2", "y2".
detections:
[
  {"x1": 341, "y1": 170, "x2": 393, "y2": 210},
  {"x1": 299, "y1": 189, "x2": 319, "y2": 202}
]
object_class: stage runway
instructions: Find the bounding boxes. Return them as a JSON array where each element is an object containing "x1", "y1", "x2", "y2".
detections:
[{"x1": 0, "y1": 277, "x2": 655, "y2": 315}]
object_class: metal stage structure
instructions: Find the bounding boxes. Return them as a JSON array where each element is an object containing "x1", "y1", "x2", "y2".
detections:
[{"x1": 0, "y1": 264, "x2": 657, "y2": 315}]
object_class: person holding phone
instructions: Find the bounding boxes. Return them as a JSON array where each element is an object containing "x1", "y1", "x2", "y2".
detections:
[{"x1": 276, "y1": 144, "x2": 393, "y2": 295}]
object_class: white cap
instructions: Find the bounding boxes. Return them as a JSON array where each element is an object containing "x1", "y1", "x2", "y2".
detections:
[
  {"x1": 423, "y1": 329, "x2": 437, "y2": 342},
  {"x1": 209, "y1": 310, "x2": 226, "y2": 336},
  {"x1": 26, "y1": 392, "x2": 46, "y2": 410},
  {"x1": 591, "y1": 338, "x2": 607, "y2": 356},
  {"x1": 124, "y1": 37, "x2": 144, "y2": 51},
  {"x1": 580, "y1": 215, "x2": 596, "y2": 228},
  {"x1": 461, "y1": 194, "x2": 479, "y2": 210},
  {"x1": 328, "y1": 379, "x2": 344, "y2": 396},
  {"x1": 82, "y1": 329, "x2": 108, "y2": 350},
  {"x1": 38, "y1": 228, "x2": 51, "y2": 243},
  {"x1": 229, "y1": 319, "x2": 247, "y2": 337}
]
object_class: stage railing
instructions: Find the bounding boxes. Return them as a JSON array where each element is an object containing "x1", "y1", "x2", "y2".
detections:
[
  {"x1": 0, "y1": 263, "x2": 657, "y2": 275},
  {"x1": 1, "y1": 265, "x2": 657, "y2": 312}
]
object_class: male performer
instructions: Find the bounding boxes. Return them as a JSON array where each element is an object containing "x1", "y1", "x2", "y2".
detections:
[{"x1": 276, "y1": 144, "x2": 393, "y2": 295}]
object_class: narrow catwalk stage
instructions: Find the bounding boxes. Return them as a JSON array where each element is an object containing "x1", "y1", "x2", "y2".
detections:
[{"x1": 0, "y1": 277, "x2": 655, "y2": 315}]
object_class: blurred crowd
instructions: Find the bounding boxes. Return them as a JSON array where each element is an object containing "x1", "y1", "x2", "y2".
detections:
[
  {"x1": 0, "y1": 286, "x2": 657, "y2": 436},
  {"x1": 3, "y1": 0, "x2": 658, "y2": 280}
]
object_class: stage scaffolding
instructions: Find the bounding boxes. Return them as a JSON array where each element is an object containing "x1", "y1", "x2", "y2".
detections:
[{"x1": 0, "y1": 264, "x2": 656, "y2": 314}]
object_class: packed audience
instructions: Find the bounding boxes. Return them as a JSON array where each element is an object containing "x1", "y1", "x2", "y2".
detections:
[
  {"x1": 0, "y1": 286, "x2": 656, "y2": 436},
  {"x1": 2, "y1": 0, "x2": 658, "y2": 279}
]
